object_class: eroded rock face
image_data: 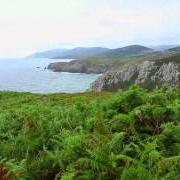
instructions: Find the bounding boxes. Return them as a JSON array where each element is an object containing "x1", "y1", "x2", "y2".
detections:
[{"x1": 90, "y1": 61, "x2": 180, "y2": 92}]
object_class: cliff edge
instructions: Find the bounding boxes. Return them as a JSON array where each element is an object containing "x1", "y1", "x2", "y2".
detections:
[{"x1": 90, "y1": 57, "x2": 180, "y2": 91}]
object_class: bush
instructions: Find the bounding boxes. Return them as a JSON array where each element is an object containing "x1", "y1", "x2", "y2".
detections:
[{"x1": 0, "y1": 86, "x2": 179, "y2": 179}]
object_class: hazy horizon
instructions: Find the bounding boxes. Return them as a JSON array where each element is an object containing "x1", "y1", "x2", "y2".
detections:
[{"x1": 0, "y1": 0, "x2": 180, "y2": 57}]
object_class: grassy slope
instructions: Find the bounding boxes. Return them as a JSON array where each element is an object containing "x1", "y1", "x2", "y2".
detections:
[
  {"x1": 79, "y1": 52, "x2": 179, "y2": 69},
  {"x1": 0, "y1": 86, "x2": 179, "y2": 179},
  {"x1": 48, "y1": 49, "x2": 180, "y2": 74},
  {"x1": 53, "y1": 47, "x2": 110, "y2": 59}
]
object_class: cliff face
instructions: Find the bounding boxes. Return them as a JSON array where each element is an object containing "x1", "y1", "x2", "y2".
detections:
[
  {"x1": 48, "y1": 52, "x2": 180, "y2": 92},
  {"x1": 90, "y1": 61, "x2": 180, "y2": 92}
]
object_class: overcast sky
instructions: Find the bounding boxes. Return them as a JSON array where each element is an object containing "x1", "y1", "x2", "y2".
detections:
[{"x1": 0, "y1": 0, "x2": 180, "y2": 57}]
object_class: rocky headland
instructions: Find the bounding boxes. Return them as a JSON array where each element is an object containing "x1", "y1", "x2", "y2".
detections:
[
  {"x1": 90, "y1": 59, "x2": 180, "y2": 91},
  {"x1": 47, "y1": 46, "x2": 180, "y2": 92}
]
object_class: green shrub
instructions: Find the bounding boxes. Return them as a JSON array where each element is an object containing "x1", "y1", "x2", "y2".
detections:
[{"x1": 0, "y1": 86, "x2": 179, "y2": 179}]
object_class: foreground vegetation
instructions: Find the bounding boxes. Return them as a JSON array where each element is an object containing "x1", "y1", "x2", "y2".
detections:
[{"x1": 0, "y1": 86, "x2": 180, "y2": 179}]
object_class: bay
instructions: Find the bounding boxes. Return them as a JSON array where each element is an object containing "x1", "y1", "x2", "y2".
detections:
[{"x1": 0, "y1": 58, "x2": 98, "y2": 93}]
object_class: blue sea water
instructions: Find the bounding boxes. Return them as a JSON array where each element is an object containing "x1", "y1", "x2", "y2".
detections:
[{"x1": 0, "y1": 58, "x2": 98, "y2": 93}]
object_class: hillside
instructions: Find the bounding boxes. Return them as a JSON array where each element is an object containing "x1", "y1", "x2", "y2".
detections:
[
  {"x1": 48, "y1": 45, "x2": 175, "y2": 74},
  {"x1": 167, "y1": 46, "x2": 180, "y2": 53},
  {"x1": 150, "y1": 45, "x2": 179, "y2": 51},
  {"x1": 29, "y1": 45, "x2": 153, "y2": 59},
  {"x1": 48, "y1": 51, "x2": 175, "y2": 74},
  {"x1": 29, "y1": 47, "x2": 110, "y2": 59},
  {"x1": 52, "y1": 45, "x2": 153, "y2": 59},
  {"x1": 90, "y1": 54, "x2": 180, "y2": 91},
  {"x1": 52, "y1": 47, "x2": 110, "y2": 59},
  {"x1": 29, "y1": 49, "x2": 67, "y2": 58},
  {"x1": 99, "y1": 45, "x2": 153, "y2": 58},
  {"x1": 0, "y1": 87, "x2": 179, "y2": 179}
]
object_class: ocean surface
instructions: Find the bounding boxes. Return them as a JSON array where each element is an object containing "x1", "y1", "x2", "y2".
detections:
[{"x1": 0, "y1": 58, "x2": 98, "y2": 93}]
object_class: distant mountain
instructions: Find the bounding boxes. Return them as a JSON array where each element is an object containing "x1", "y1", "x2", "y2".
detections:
[
  {"x1": 99, "y1": 45, "x2": 153, "y2": 58},
  {"x1": 53, "y1": 47, "x2": 110, "y2": 59},
  {"x1": 29, "y1": 45, "x2": 154, "y2": 59},
  {"x1": 167, "y1": 46, "x2": 180, "y2": 53},
  {"x1": 149, "y1": 45, "x2": 179, "y2": 51},
  {"x1": 67, "y1": 45, "x2": 153, "y2": 61},
  {"x1": 29, "y1": 45, "x2": 180, "y2": 59},
  {"x1": 29, "y1": 49, "x2": 68, "y2": 58}
]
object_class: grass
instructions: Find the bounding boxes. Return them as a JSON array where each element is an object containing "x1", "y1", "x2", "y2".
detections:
[{"x1": 79, "y1": 52, "x2": 179, "y2": 71}]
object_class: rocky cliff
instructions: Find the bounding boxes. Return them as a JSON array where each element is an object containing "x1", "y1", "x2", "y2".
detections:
[
  {"x1": 90, "y1": 60, "x2": 180, "y2": 91},
  {"x1": 48, "y1": 52, "x2": 180, "y2": 92}
]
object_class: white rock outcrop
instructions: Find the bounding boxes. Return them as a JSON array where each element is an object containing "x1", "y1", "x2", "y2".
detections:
[{"x1": 90, "y1": 61, "x2": 180, "y2": 92}]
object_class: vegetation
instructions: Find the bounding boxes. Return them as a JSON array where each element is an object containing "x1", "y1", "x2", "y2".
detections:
[
  {"x1": 81, "y1": 51, "x2": 179, "y2": 67},
  {"x1": 57, "y1": 52, "x2": 178, "y2": 74},
  {"x1": 0, "y1": 86, "x2": 179, "y2": 179},
  {"x1": 51, "y1": 45, "x2": 151, "y2": 59}
]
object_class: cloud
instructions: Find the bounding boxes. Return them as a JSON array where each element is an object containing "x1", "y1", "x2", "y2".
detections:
[
  {"x1": 0, "y1": 16, "x2": 112, "y2": 56},
  {"x1": 0, "y1": 0, "x2": 179, "y2": 57}
]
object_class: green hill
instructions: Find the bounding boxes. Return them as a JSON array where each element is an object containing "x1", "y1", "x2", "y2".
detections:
[
  {"x1": 99, "y1": 45, "x2": 153, "y2": 58},
  {"x1": 52, "y1": 45, "x2": 153, "y2": 59},
  {"x1": 53, "y1": 47, "x2": 110, "y2": 59},
  {"x1": 167, "y1": 46, "x2": 180, "y2": 53},
  {"x1": 29, "y1": 45, "x2": 154, "y2": 59},
  {"x1": 29, "y1": 47, "x2": 110, "y2": 59}
]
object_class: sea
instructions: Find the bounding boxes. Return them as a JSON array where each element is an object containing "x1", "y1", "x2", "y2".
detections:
[{"x1": 0, "y1": 58, "x2": 98, "y2": 93}]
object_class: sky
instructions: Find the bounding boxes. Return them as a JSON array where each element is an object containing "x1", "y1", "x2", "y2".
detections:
[{"x1": 0, "y1": 0, "x2": 180, "y2": 57}]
